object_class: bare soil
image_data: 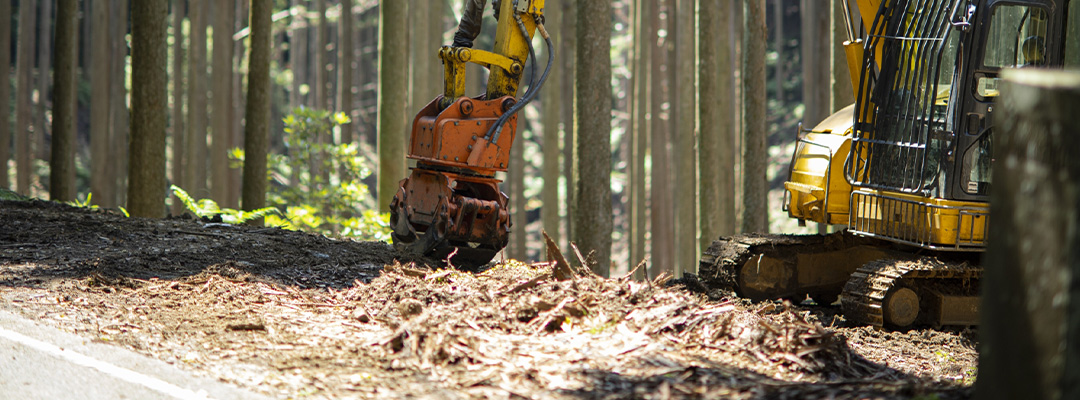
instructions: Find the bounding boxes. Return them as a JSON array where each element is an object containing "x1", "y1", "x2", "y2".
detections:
[{"x1": 0, "y1": 200, "x2": 977, "y2": 399}]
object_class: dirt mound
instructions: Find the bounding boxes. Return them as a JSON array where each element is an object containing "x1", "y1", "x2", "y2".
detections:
[{"x1": 0, "y1": 200, "x2": 976, "y2": 399}]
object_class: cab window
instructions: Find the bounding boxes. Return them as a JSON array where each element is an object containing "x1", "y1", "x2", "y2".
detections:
[
  {"x1": 983, "y1": 5, "x2": 1049, "y2": 68},
  {"x1": 976, "y1": 5, "x2": 1049, "y2": 98}
]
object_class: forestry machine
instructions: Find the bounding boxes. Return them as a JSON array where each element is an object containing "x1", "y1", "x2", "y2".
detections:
[
  {"x1": 389, "y1": 0, "x2": 553, "y2": 267},
  {"x1": 700, "y1": 0, "x2": 1074, "y2": 329}
]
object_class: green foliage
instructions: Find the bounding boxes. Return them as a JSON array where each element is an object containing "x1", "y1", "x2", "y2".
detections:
[
  {"x1": 171, "y1": 185, "x2": 280, "y2": 224},
  {"x1": 239, "y1": 107, "x2": 390, "y2": 242},
  {"x1": 67, "y1": 193, "x2": 96, "y2": 209}
]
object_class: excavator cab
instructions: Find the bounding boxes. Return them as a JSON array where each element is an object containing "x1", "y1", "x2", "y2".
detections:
[{"x1": 389, "y1": 0, "x2": 552, "y2": 267}]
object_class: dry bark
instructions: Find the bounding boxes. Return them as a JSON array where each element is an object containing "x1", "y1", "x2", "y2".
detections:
[
  {"x1": 741, "y1": 0, "x2": 768, "y2": 233},
  {"x1": 14, "y1": 0, "x2": 36, "y2": 195},
  {"x1": 49, "y1": 0, "x2": 77, "y2": 202},
  {"x1": 185, "y1": 0, "x2": 208, "y2": 197},
  {"x1": 241, "y1": 0, "x2": 272, "y2": 215},
  {"x1": 628, "y1": 0, "x2": 648, "y2": 278},
  {"x1": 170, "y1": 0, "x2": 186, "y2": 215},
  {"x1": 699, "y1": 0, "x2": 736, "y2": 255},
  {"x1": 34, "y1": 0, "x2": 52, "y2": 161},
  {"x1": 572, "y1": 0, "x2": 613, "y2": 277},
  {"x1": 0, "y1": 0, "x2": 12, "y2": 188},
  {"x1": 127, "y1": 0, "x2": 169, "y2": 218},
  {"x1": 648, "y1": 0, "x2": 673, "y2": 278},
  {"x1": 541, "y1": 0, "x2": 562, "y2": 253},
  {"x1": 376, "y1": 0, "x2": 407, "y2": 213},
  {"x1": 211, "y1": 0, "x2": 236, "y2": 205}
]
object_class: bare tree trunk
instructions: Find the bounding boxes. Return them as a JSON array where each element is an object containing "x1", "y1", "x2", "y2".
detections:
[
  {"x1": 801, "y1": 0, "x2": 829, "y2": 126},
  {"x1": 574, "y1": 0, "x2": 613, "y2": 277},
  {"x1": 673, "y1": 0, "x2": 696, "y2": 276},
  {"x1": 170, "y1": 0, "x2": 185, "y2": 214},
  {"x1": 241, "y1": 0, "x2": 272, "y2": 216},
  {"x1": 49, "y1": 0, "x2": 76, "y2": 202},
  {"x1": 979, "y1": 69, "x2": 1080, "y2": 400},
  {"x1": 541, "y1": 0, "x2": 562, "y2": 253},
  {"x1": 229, "y1": 0, "x2": 247, "y2": 209},
  {"x1": 0, "y1": 0, "x2": 12, "y2": 189},
  {"x1": 649, "y1": 0, "x2": 674, "y2": 278},
  {"x1": 110, "y1": 0, "x2": 130, "y2": 206},
  {"x1": 185, "y1": 0, "x2": 207, "y2": 197},
  {"x1": 35, "y1": 0, "x2": 52, "y2": 161},
  {"x1": 831, "y1": 0, "x2": 854, "y2": 111},
  {"x1": 560, "y1": 0, "x2": 575, "y2": 250},
  {"x1": 772, "y1": 0, "x2": 783, "y2": 103},
  {"x1": 211, "y1": 0, "x2": 235, "y2": 204},
  {"x1": 14, "y1": 0, "x2": 37, "y2": 195},
  {"x1": 741, "y1": 0, "x2": 768, "y2": 233},
  {"x1": 377, "y1": 0, "x2": 407, "y2": 213},
  {"x1": 699, "y1": 0, "x2": 735, "y2": 252},
  {"x1": 290, "y1": 0, "x2": 306, "y2": 109},
  {"x1": 508, "y1": 125, "x2": 526, "y2": 260},
  {"x1": 90, "y1": 0, "x2": 112, "y2": 205},
  {"x1": 338, "y1": 0, "x2": 354, "y2": 147},
  {"x1": 627, "y1": 0, "x2": 648, "y2": 277},
  {"x1": 128, "y1": 0, "x2": 168, "y2": 218},
  {"x1": 314, "y1": 0, "x2": 327, "y2": 110}
]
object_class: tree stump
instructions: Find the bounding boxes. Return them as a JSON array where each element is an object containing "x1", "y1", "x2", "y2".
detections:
[{"x1": 978, "y1": 69, "x2": 1080, "y2": 400}]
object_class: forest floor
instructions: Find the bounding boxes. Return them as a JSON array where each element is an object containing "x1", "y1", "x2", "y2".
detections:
[{"x1": 0, "y1": 200, "x2": 977, "y2": 399}]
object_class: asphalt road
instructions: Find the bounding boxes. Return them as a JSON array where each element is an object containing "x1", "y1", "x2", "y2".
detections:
[{"x1": 0, "y1": 310, "x2": 270, "y2": 400}]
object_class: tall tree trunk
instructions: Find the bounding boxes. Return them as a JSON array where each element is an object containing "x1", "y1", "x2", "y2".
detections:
[
  {"x1": 574, "y1": 0, "x2": 613, "y2": 277},
  {"x1": 309, "y1": 0, "x2": 328, "y2": 190},
  {"x1": 978, "y1": 69, "x2": 1080, "y2": 400},
  {"x1": 699, "y1": 0, "x2": 735, "y2": 253},
  {"x1": 170, "y1": 0, "x2": 185, "y2": 214},
  {"x1": 629, "y1": 0, "x2": 649, "y2": 277},
  {"x1": 35, "y1": 0, "x2": 52, "y2": 161},
  {"x1": 90, "y1": 0, "x2": 112, "y2": 205},
  {"x1": 831, "y1": 0, "x2": 855, "y2": 111},
  {"x1": 541, "y1": 0, "x2": 562, "y2": 253},
  {"x1": 314, "y1": 0, "x2": 327, "y2": 110},
  {"x1": 801, "y1": 0, "x2": 829, "y2": 127},
  {"x1": 127, "y1": 0, "x2": 168, "y2": 217},
  {"x1": 185, "y1": 0, "x2": 207, "y2": 197},
  {"x1": 211, "y1": 0, "x2": 235, "y2": 204},
  {"x1": 338, "y1": 0, "x2": 354, "y2": 147},
  {"x1": 110, "y1": 0, "x2": 130, "y2": 207},
  {"x1": 0, "y1": 0, "x2": 12, "y2": 188},
  {"x1": 49, "y1": 0, "x2": 76, "y2": 202},
  {"x1": 229, "y1": 0, "x2": 247, "y2": 209},
  {"x1": 290, "y1": 0, "x2": 307, "y2": 109},
  {"x1": 773, "y1": 0, "x2": 784, "y2": 103},
  {"x1": 802, "y1": 0, "x2": 830, "y2": 234},
  {"x1": 741, "y1": 0, "x2": 768, "y2": 233},
  {"x1": 241, "y1": 0, "x2": 272, "y2": 216},
  {"x1": 508, "y1": 123, "x2": 526, "y2": 260},
  {"x1": 560, "y1": 0, "x2": 575, "y2": 251},
  {"x1": 14, "y1": 0, "x2": 36, "y2": 195},
  {"x1": 674, "y1": 0, "x2": 696, "y2": 276},
  {"x1": 407, "y1": 0, "x2": 426, "y2": 117},
  {"x1": 377, "y1": 0, "x2": 407, "y2": 213},
  {"x1": 649, "y1": 0, "x2": 674, "y2": 277}
]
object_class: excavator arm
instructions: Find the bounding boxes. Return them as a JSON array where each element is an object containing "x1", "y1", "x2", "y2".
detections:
[{"x1": 389, "y1": 0, "x2": 553, "y2": 267}]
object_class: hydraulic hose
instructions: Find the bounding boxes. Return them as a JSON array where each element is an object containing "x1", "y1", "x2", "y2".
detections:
[{"x1": 486, "y1": 15, "x2": 555, "y2": 144}]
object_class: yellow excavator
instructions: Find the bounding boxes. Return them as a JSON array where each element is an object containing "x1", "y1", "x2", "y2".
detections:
[
  {"x1": 389, "y1": 0, "x2": 552, "y2": 267},
  {"x1": 701, "y1": 0, "x2": 1073, "y2": 329}
]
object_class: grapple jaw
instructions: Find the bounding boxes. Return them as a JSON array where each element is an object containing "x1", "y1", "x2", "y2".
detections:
[{"x1": 389, "y1": 95, "x2": 517, "y2": 268}]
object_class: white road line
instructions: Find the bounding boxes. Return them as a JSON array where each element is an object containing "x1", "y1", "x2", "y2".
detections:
[{"x1": 0, "y1": 326, "x2": 213, "y2": 400}]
